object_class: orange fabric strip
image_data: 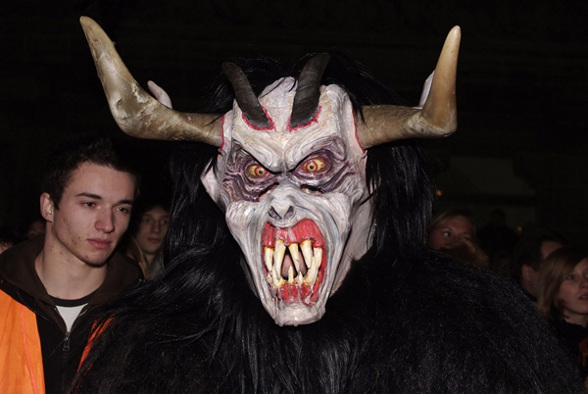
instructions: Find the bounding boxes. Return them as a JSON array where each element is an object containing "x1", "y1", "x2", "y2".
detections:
[{"x1": 0, "y1": 290, "x2": 45, "y2": 394}]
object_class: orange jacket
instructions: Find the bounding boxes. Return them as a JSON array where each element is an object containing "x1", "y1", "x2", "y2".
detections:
[{"x1": 0, "y1": 289, "x2": 45, "y2": 394}]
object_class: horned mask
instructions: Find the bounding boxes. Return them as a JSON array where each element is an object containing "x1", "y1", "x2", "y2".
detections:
[{"x1": 80, "y1": 17, "x2": 460, "y2": 326}]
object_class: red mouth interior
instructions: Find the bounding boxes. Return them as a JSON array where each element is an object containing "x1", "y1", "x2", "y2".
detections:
[{"x1": 261, "y1": 219, "x2": 326, "y2": 304}]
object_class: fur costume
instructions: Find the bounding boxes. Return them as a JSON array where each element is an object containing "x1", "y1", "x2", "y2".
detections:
[{"x1": 72, "y1": 18, "x2": 582, "y2": 393}]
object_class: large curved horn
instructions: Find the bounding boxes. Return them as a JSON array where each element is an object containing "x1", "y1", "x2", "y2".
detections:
[
  {"x1": 357, "y1": 26, "x2": 461, "y2": 149},
  {"x1": 79, "y1": 16, "x2": 222, "y2": 146},
  {"x1": 221, "y1": 62, "x2": 272, "y2": 129},
  {"x1": 290, "y1": 53, "x2": 330, "y2": 128}
]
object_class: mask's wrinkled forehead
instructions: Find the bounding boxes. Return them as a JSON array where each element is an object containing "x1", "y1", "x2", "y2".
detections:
[{"x1": 220, "y1": 77, "x2": 363, "y2": 172}]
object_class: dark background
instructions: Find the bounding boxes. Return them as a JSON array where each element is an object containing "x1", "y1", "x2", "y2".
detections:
[{"x1": 1, "y1": 1, "x2": 587, "y2": 245}]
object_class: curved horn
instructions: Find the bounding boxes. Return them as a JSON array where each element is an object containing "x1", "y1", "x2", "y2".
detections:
[
  {"x1": 290, "y1": 53, "x2": 330, "y2": 128},
  {"x1": 79, "y1": 16, "x2": 222, "y2": 146},
  {"x1": 357, "y1": 26, "x2": 461, "y2": 149},
  {"x1": 221, "y1": 62, "x2": 272, "y2": 129}
]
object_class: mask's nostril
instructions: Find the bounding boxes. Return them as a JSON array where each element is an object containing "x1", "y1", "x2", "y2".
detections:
[{"x1": 269, "y1": 206, "x2": 294, "y2": 220}]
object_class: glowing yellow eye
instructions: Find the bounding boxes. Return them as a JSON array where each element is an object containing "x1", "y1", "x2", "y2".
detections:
[
  {"x1": 303, "y1": 158, "x2": 326, "y2": 172},
  {"x1": 247, "y1": 164, "x2": 268, "y2": 178}
]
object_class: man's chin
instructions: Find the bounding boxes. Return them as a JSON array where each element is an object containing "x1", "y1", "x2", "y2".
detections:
[{"x1": 82, "y1": 252, "x2": 112, "y2": 268}]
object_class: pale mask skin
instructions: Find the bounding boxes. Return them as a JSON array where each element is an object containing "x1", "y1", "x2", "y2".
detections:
[{"x1": 202, "y1": 78, "x2": 373, "y2": 326}]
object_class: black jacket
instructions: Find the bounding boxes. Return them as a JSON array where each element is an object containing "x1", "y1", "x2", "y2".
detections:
[{"x1": 0, "y1": 237, "x2": 143, "y2": 394}]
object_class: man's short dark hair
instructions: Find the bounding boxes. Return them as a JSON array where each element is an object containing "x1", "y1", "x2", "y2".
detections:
[{"x1": 41, "y1": 135, "x2": 140, "y2": 208}]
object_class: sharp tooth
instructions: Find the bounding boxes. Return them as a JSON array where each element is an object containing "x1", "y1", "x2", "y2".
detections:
[
  {"x1": 297, "y1": 273, "x2": 304, "y2": 285},
  {"x1": 313, "y1": 247, "x2": 323, "y2": 268},
  {"x1": 273, "y1": 239, "x2": 286, "y2": 287},
  {"x1": 305, "y1": 264, "x2": 318, "y2": 286},
  {"x1": 288, "y1": 266, "x2": 294, "y2": 284},
  {"x1": 273, "y1": 276, "x2": 285, "y2": 287},
  {"x1": 304, "y1": 248, "x2": 322, "y2": 286},
  {"x1": 288, "y1": 243, "x2": 302, "y2": 274},
  {"x1": 273, "y1": 239, "x2": 285, "y2": 279},
  {"x1": 301, "y1": 240, "x2": 313, "y2": 269},
  {"x1": 264, "y1": 247, "x2": 273, "y2": 272}
]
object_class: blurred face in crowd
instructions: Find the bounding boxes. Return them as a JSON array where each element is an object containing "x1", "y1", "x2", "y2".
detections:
[
  {"x1": 558, "y1": 258, "x2": 588, "y2": 327},
  {"x1": 427, "y1": 215, "x2": 474, "y2": 250},
  {"x1": 42, "y1": 162, "x2": 136, "y2": 268},
  {"x1": 134, "y1": 204, "x2": 169, "y2": 258}
]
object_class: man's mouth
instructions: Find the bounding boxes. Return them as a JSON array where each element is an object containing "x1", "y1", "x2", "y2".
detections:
[
  {"x1": 88, "y1": 238, "x2": 112, "y2": 250},
  {"x1": 261, "y1": 219, "x2": 326, "y2": 304}
]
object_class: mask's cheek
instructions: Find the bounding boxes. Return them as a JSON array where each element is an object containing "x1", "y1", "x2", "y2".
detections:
[{"x1": 225, "y1": 201, "x2": 266, "y2": 292}]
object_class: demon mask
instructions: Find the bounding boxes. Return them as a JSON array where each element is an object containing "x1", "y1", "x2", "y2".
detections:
[{"x1": 80, "y1": 17, "x2": 460, "y2": 325}]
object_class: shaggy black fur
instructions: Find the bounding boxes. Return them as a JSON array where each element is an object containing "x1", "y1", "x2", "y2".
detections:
[{"x1": 72, "y1": 53, "x2": 582, "y2": 393}]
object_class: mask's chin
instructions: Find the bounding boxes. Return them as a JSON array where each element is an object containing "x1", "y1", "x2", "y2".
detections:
[{"x1": 268, "y1": 302, "x2": 325, "y2": 327}]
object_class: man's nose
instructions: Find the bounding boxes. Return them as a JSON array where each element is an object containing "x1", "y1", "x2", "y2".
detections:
[{"x1": 96, "y1": 210, "x2": 115, "y2": 233}]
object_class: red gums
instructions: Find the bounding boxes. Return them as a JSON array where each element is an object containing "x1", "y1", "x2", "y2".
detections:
[{"x1": 262, "y1": 219, "x2": 325, "y2": 247}]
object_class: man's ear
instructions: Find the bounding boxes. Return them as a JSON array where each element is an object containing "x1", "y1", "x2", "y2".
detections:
[{"x1": 40, "y1": 193, "x2": 54, "y2": 222}]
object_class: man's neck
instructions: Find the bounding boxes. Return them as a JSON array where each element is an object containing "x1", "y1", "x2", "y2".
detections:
[{"x1": 35, "y1": 245, "x2": 108, "y2": 300}]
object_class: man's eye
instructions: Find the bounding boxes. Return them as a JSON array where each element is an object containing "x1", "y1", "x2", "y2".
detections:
[
  {"x1": 246, "y1": 164, "x2": 268, "y2": 178},
  {"x1": 442, "y1": 231, "x2": 451, "y2": 238},
  {"x1": 83, "y1": 202, "x2": 96, "y2": 208},
  {"x1": 302, "y1": 158, "x2": 327, "y2": 173}
]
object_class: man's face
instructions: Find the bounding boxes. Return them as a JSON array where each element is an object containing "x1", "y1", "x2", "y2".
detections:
[
  {"x1": 203, "y1": 79, "x2": 373, "y2": 326},
  {"x1": 44, "y1": 162, "x2": 135, "y2": 267},
  {"x1": 135, "y1": 205, "x2": 169, "y2": 256}
]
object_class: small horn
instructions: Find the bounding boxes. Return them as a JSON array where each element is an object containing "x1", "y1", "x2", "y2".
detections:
[
  {"x1": 221, "y1": 62, "x2": 272, "y2": 129},
  {"x1": 357, "y1": 26, "x2": 461, "y2": 149},
  {"x1": 79, "y1": 16, "x2": 222, "y2": 146},
  {"x1": 290, "y1": 53, "x2": 330, "y2": 128}
]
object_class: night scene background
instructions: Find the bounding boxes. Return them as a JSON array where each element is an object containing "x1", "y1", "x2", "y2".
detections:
[{"x1": 1, "y1": 1, "x2": 587, "y2": 248}]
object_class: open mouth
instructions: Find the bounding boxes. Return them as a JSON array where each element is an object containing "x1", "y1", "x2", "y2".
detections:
[{"x1": 261, "y1": 219, "x2": 326, "y2": 304}]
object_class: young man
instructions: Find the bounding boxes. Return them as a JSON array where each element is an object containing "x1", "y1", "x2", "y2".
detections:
[{"x1": 0, "y1": 136, "x2": 143, "y2": 394}]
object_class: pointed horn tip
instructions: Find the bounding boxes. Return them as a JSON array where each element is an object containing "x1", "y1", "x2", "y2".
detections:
[
  {"x1": 79, "y1": 16, "x2": 97, "y2": 31},
  {"x1": 446, "y1": 26, "x2": 462, "y2": 44}
]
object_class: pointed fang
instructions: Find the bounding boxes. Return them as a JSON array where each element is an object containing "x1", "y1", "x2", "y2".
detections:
[{"x1": 301, "y1": 240, "x2": 313, "y2": 269}]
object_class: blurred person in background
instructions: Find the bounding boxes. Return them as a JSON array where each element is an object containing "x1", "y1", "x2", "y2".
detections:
[
  {"x1": 426, "y1": 208, "x2": 488, "y2": 268},
  {"x1": 0, "y1": 225, "x2": 26, "y2": 254},
  {"x1": 538, "y1": 246, "x2": 588, "y2": 385},
  {"x1": 25, "y1": 216, "x2": 46, "y2": 239},
  {"x1": 121, "y1": 199, "x2": 170, "y2": 278},
  {"x1": 514, "y1": 227, "x2": 566, "y2": 304}
]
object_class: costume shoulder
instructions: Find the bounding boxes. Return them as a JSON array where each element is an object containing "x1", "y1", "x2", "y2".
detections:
[
  {"x1": 356, "y1": 251, "x2": 583, "y2": 392},
  {"x1": 73, "y1": 252, "x2": 583, "y2": 393}
]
